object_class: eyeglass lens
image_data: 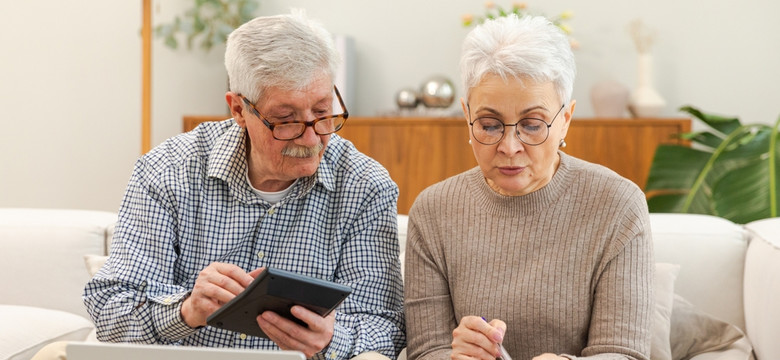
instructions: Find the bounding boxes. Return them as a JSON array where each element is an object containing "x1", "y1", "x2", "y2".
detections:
[
  {"x1": 273, "y1": 116, "x2": 346, "y2": 140},
  {"x1": 471, "y1": 117, "x2": 549, "y2": 145}
]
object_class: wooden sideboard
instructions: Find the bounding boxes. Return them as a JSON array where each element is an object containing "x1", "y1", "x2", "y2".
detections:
[{"x1": 183, "y1": 116, "x2": 691, "y2": 214}]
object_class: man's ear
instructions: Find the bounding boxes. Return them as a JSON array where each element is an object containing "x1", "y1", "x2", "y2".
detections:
[{"x1": 226, "y1": 92, "x2": 247, "y2": 128}]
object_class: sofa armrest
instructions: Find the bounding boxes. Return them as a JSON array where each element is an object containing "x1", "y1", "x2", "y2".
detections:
[
  {"x1": 686, "y1": 337, "x2": 754, "y2": 360},
  {"x1": 744, "y1": 217, "x2": 780, "y2": 360}
]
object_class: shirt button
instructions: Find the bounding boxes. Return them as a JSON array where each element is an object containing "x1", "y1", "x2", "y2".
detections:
[
  {"x1": 239, "y1": 333, "x2": 247, "y2": 340},
  {"x1": 267, "y1": 208, "x2": 276, "y2": 215},
  {"x1": 257, "y1": 251, "x2": 265, "y2": 259},
  {"x1": 329, "y1": 352, "x2": 337, "y2": 359}
]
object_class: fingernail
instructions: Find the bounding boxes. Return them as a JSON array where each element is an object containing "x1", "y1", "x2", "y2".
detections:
[
  {"x1": 493, "y1": 328, "x2": 504, "y2": 342},
  {"x1": 261, "y1": 311, "x2": 276, "y2": 321}
]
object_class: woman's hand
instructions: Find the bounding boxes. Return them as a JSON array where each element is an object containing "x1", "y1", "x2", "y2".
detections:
[
  {"x1": 451, "y1": 315, "x2": 506, "y2": 360},
  {"x1": 532, "y1": 354, "x2": 567, "y2": 360}
]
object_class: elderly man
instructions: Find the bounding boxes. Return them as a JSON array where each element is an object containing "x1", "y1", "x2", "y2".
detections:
[{"x1": 82, "y1": 11, "x2": 405, "y2": 360}]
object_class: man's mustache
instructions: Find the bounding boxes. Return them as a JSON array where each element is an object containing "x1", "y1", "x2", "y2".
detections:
[{"x1": 281, "y1": 142, "x2": 324, "y2": 158}]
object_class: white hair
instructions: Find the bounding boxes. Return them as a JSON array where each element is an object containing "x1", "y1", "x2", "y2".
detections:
[
  {"x1": 460, "y1": 14, "x2": 576, "y2": 105},
  {"x1": 224, "y1": 9, "x2": 339, "y2": 103}
]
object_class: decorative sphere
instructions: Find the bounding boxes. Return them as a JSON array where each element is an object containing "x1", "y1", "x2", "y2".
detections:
[
  {"x1": 395, "y1": 87, "x2": 420, "y2": 108},
  {"x1": 420, "y1": 76, "x2": 455, "y2": 108}
]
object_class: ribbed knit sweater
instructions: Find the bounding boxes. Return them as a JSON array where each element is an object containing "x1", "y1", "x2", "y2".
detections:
[{"x1": 404, "y1": 151, "x2": 653, "y2": 360}]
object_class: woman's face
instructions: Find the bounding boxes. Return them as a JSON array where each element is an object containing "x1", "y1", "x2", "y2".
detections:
[{"x1": 462, "y1": 74, "x2": 575, "y2": 196}]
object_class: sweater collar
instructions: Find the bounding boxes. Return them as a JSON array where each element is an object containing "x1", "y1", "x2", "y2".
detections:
[{"x1": 468, "y1": 151, "x2": 576, "y2": 215}]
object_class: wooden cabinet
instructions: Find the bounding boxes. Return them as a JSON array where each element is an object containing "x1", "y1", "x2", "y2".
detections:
[{"x1": 183, "y1": 116, "x2": 690, "y2": 214}]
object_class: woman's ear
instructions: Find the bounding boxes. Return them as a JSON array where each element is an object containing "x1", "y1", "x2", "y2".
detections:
[
  {"x1": 560, "y1": 99, "x2": 576, "y2": 139},
  {"x1": 226, "y1": 92, "x2": 247, "y2": 128},
  {"x1": 460, "y1": 98, "x2": 469, "y2": 124}
]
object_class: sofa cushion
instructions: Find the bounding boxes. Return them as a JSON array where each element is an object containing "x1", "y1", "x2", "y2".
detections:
[
  {"x1": 744, "y1": 217, "x2": 780, "y2": 360},
  {"x1": 398, "y1": 214, "x2": 409, "y2": 278},
  {"x1": 650, "y1": 213, "x2": 748, "y2": 330},
  {"x1": 0, "y1": 305, "x2": 93, "y2": 360},
  {"x1": 0, "y1": 208, "x2": 117, "y2": 319}
]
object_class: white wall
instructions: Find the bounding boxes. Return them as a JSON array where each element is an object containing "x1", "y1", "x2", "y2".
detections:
[
  {"x1": 0, "y1": 0, "x2": 140, "y2": 212},
  {"x1": 1, "y1": 0, "x2": 779, "y2": 212}
]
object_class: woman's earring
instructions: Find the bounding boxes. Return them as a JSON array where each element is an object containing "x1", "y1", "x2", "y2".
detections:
[
  {"x1": 559, "y1": 139, "x2": 567, "y2": 148},
  {"x1": 468, "y1": 139, "x2": 472, "y2": 145}
]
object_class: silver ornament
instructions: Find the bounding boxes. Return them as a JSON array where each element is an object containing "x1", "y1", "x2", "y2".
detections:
[{"x1": 419, "y1": 76, "x2": 455, "y2": 108}]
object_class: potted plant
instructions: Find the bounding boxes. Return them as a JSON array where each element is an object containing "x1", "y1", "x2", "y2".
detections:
[
  {"x1": 154, "y1": 0, "x2": 259, "y2": 52},
  {"x1": 644, "y1": 106, "x2": 780, "y2": 224}
]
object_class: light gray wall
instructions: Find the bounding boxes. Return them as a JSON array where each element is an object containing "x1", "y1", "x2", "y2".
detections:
[
  {"x1": 0, "y1": 0, "x2": 140, "y2": 212},
  {"x1": 1, "y1": 0, "x2": 779, "y2": 212}
]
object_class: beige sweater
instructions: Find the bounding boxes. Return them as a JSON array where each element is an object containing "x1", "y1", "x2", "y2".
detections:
[{"x1": 404, "y1": 152, "x2": 653, "y2": 360}]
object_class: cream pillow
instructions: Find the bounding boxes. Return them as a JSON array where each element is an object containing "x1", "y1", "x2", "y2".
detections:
[
  {"x1": 651, "y1": 263, "x2": 681, "y2": 360},
  {"x1": 0, "y1": 305, "x2": 93, "y2": 360},
  {"x1": 669, "y1": 294, "x2": 749, "y2": 360},
  {"x1": 83, "y1": 254, "x2": 108, "y2": 277}
]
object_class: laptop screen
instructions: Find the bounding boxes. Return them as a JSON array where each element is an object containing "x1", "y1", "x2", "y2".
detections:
[{"x1": 67, "y1": 342, "x2": 306, "y2": 360}]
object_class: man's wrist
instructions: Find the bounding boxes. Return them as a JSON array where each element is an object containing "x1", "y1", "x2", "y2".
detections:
[
  {"x1": 151, "y1": 292, "x2": 199, "y2": 340},
  {"x1": 180, "y1": 292, "x2": 204, "y2": 328}
]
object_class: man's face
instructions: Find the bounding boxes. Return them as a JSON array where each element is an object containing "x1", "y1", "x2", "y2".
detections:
[{"x1": 233, "y1": 75, "x2": 334, "y2": 191}]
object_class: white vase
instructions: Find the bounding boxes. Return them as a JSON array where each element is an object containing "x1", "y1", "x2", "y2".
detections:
[{"x1": 629, "y1": 53, "x2": 666, "y2": 118}]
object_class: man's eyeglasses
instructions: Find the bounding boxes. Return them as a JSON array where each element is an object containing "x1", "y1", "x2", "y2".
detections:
[
  {"x1": 467, "y1": 104, "x2": 565, "y2": 146},
  {"x1": 240, "y1": 85, "x2": 349, "y2": 141}
]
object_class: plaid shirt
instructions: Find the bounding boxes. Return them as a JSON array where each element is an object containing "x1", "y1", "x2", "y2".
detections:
[{"x1": 84, "y1": 120, "x2": 405, "y2": 359}]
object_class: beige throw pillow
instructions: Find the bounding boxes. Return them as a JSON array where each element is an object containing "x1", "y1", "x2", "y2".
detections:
[
  {"x1": 83, "y1": 254, "x2": 108, "y2": 277},
  {"x1": 651, "y1": 263, "x2": 681, "y2": 360},
  {"x1": 669, "y1": 294, "x2": 749, "y2": 360}
]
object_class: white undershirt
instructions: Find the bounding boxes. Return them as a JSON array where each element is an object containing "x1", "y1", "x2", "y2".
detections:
[{"x1": 246, "y1": 174, "x2": 298, "y2": 204}]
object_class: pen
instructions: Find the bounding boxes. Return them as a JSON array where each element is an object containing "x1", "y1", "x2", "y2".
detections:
[{"x1": 481, "y1": 317, "x2": 512, "y2": 360}]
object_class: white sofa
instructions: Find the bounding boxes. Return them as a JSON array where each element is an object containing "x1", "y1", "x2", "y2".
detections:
[
  {"x1": 0, "y1": 208, "x2": 117, "y2": 360},
  {"x1": 1, "y1": 208, "x2": 778, "y2": 360},
  {"x1": 397, "y1": 213, "x2": 780, "y2": 360}
]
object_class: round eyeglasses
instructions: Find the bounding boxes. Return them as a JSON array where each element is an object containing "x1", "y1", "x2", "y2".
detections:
[
  {"x1": 467, "y1": 104, "x2": 565, "y2": 146},
  {"x1": 240, "y1": 85, "x2": 350, "y2": 141}
]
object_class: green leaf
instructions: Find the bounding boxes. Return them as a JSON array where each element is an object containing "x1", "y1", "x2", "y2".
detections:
[
  {"x1": 647, "y1": 193, "x2": 687, "y2": 213},
  {"x1": 645, "y1": 111, "x2": 780, "y2": 223},
  {"x1": 713, "y1": 161, "x2": 773, "y2": 223},
  {"x1": 680, "y1": 105, "x2": 741, "y2": 136},
  {"x1": 645, "y1": 145, "x2": 711, "y2": 192},
  {"x1": 681, "y1": 131, "x2": 723, "y2": 149},
  {"x1": 164, "y1": 35, "x2": 178, "y2": 49}
]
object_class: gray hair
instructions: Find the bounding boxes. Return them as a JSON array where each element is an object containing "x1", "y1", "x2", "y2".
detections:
[
  {"x1": 224, "y1": 10, "x2": 339, "y2": 103},
  {"x1": 460, "y1": 14, "x2": 576, "y2": 105}
]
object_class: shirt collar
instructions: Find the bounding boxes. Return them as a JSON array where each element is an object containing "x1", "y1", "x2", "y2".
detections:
[{"x1": 206, "y1": 120, "x2": 336, "y2": 204}]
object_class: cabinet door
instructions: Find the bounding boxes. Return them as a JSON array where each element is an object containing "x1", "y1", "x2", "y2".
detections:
[{"x1": 564, "y1": 118, "x2": 690, "y2": 190}]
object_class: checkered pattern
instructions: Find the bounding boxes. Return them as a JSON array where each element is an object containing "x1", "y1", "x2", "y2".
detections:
[{"x1": 84, "y1": 120, "x2": 405, "y2": 359}]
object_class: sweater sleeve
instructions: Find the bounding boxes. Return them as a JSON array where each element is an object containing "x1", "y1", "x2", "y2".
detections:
[
  {"x1": 576, "y1": 190, "x2": 654, "y2": 360},
  {"x1": 403, "y1": 195, "x2": 457, "y2": 360}
]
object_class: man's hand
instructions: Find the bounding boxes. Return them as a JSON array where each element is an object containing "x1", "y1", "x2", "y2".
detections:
[
  {"x1": 181, "y1": 263, "x2": 263, "y2": 328},
  {"x1": 256, "y1": 305, "x2": 336, "y2": 358},
  {"x1": 451, "y1": 315, "x2": 507, "y2": 360}
]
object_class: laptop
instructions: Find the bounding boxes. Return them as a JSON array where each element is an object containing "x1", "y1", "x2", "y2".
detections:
[{"x1": 67, "y1": 342, "x2": 306, "y2": 360}]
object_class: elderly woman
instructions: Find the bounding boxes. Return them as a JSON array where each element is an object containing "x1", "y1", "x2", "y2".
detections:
[{"x1": 404, "y1": 15, "x2": 653, "y2": 360}]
